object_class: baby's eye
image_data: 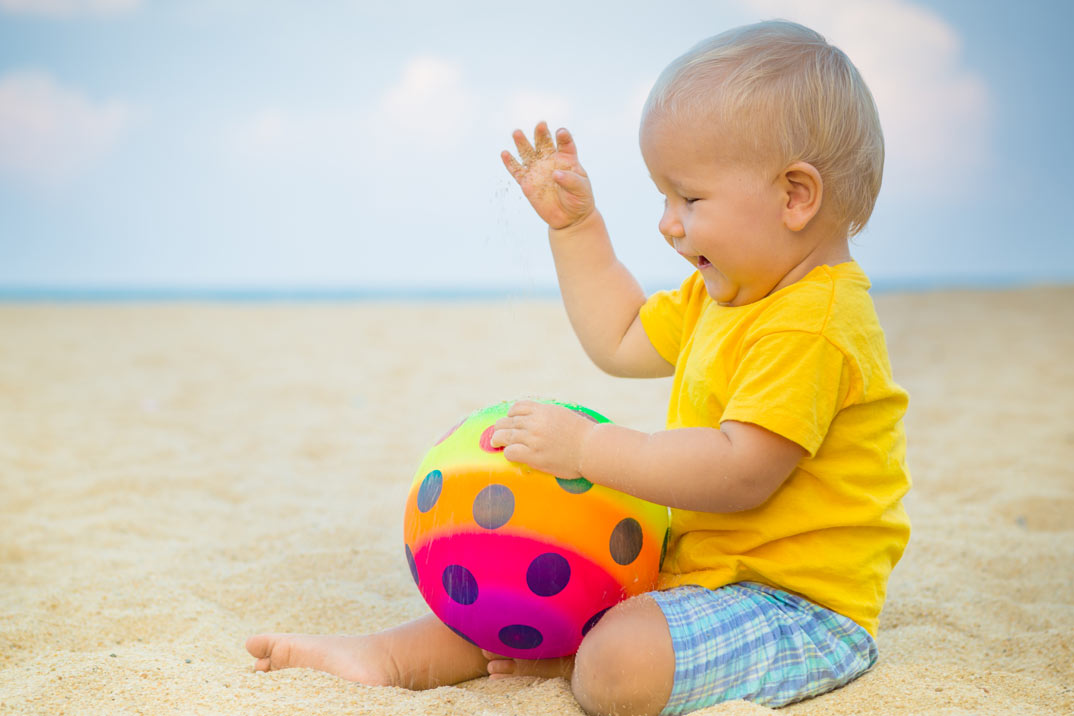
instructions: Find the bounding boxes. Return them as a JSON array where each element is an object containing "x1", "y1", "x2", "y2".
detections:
[{"x1": 683, "y1": 197, "x2": 699, "y2": 205}]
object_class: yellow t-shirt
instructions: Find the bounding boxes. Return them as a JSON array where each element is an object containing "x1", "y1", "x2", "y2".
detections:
[{"x1": 639, "y1": 262, "x2": 910, "y2": 635}]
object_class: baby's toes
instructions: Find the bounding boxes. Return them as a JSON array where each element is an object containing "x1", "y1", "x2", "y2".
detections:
[
  {"x1": 481, "y1": 650, "x2": 517, "y2": 678},
  {"x1": 246, "y1": 633, "x2": 292, "y2": 671},
  {"x1": 487, "y1": 660, "x2": 518, "y2": 679},
  {"x1": 246, "y1": 633, "x2": 272, "y2": 658}
]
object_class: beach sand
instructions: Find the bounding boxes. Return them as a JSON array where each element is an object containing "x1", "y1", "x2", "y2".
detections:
[{"x1": 2, "y1": 287, "x2": 1072, "y2": 715}]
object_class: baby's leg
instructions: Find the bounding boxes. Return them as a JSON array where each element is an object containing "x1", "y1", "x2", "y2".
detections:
[
  {"x1": 246, "y1": 613, "x2": 489, "y2": 690},
  {"x1": 570, "y1": 595, "x2": 675, "y2": 716},
  {"x1": 483, "y1": 595, "x2": 675, "y2": 716}
]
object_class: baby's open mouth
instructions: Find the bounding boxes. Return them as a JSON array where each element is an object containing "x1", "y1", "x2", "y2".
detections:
[{"x1": 697, "y1": 255, "x2": 711, "y2": 268}]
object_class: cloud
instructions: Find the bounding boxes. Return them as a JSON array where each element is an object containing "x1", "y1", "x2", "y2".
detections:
[
  {"x1": 230, "y1": 57, "x2": 478, "y2": 162},
  {"x1": 0, "y1": 70, "x2": 134, "y2": 185},
  {"x1": 740, "y1": 0, "x2": 992, "y2": 196},
  {"x1": 370, "y1": 57, "x2": 479, "y2": 146},
  {"x1": 228, "y1": 56, "x2": 572, "y2": 168},
  {"x1": 0, "y1": 0, "x2": 139, "y2": 16}
]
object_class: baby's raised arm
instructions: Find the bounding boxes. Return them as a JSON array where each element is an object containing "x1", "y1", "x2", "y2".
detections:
[{"x1": 503, "y1": 123, "x2": 672, "y2": 378}]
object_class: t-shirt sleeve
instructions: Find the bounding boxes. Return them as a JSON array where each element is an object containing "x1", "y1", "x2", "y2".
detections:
[
  {"x1": 721, "y1": 331, "x2": 852, "y2": 456},
  {"x1": 639, "y1": 273, "x2": 700, "y2": 366}
]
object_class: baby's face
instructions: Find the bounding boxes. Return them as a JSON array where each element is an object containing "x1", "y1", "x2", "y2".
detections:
[{"x1": 640, "y1": 114, "x2": 801, "y2": 307}]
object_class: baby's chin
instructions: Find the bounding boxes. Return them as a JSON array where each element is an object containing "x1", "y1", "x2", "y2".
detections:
[{"x1": 699, "y1": 268, "x2": 740, "y2": 306}]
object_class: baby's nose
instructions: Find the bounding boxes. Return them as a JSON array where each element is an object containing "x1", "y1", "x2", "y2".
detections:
[
  {"x1": 658, "y1": 209, "x2": 683, "y2": 240},
  {"x1": 652, "y1": 203, "x2": 678, "y2": 235}
]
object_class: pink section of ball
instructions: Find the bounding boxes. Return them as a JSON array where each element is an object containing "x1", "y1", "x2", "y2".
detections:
[
  {"x1": 412, "y1": 530, "x2": 628, "y2": 658},
  {"x1": 478, "y1": 425, "x2": 504, "y2": 453}
]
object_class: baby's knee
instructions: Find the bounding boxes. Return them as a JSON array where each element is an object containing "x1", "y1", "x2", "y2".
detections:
[{"x1": 569, "y1": 598, "x2": 674, "y2": 716}]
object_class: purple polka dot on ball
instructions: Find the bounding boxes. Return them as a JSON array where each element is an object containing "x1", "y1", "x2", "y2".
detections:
[
  {"x1": 609, "y1": 517, "x2": 644, "y2": 565},
  {"x1": 405, "y1": 544, "x2": 419, "y2": 586},
  {"x1": 442, "y1": 564, "x2": 479, "y2": 605},
  {"x1": 416, "y1": 470, "x2": 443, "y2": 513},
  {"x1": 473, "y1": 484, "x2": 514, "y2": 529},
  {"x1": 498, "y1": 624, "x2": 544, "y2": 650},
  {"x1": 526, "y1": 552, "x2": 571, "y2": 597}
]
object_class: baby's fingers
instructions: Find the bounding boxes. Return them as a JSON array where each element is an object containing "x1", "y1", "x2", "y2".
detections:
[
  {"x1": 534, "y1": 121, "x2": 555, "y2": 156},
  {"x1": 552, "y1": 169, "x2": 589, "y2": 196},
  {"x1": 554, "y1": 127, "x2": 578, "y2": 157},
  {"x1": 511, "y1": 128, "x2": 538, "y2": 163},
  {"x1": 507, "y1": 400, "x2": 538, "y2": 417},
  {"x1": 501, "y1": 150, "x2": 524, "y2": 181},
  {"x1": 490, "y1": 420, "x2": 526, "y2": 448},
  {"x1": 502, "y1": 443, "x2": 534, "y2": 466}
]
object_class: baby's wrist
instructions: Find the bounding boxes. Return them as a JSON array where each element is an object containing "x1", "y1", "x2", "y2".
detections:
[
  {"x1": 549, "y1": 208, "x2": 601, "y2": 238},
  {"x1": 576, "y1": 419, "x2": 608, "y2": 483}
]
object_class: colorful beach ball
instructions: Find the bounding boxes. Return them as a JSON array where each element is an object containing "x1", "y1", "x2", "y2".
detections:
[{"x1": 403, "y1": 400, "x2": 670, "y2": 659}]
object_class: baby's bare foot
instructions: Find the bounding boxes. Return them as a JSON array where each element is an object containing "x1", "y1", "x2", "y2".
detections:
[
  {"x1": 481, "y1": 649, "x2": 575, "y2": 681},
  {"x1": 246, "y1": 633, "x2": 396, "y2": 687}
]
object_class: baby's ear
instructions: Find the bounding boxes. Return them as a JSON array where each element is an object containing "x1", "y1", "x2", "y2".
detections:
[{"x1": 780, "y1": 162, "x2": 823, "y2": 232}]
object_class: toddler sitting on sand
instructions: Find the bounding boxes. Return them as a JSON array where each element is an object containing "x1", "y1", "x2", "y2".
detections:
[{"x1": 247, "y1": 20, "x2": 911, "y2": 716}]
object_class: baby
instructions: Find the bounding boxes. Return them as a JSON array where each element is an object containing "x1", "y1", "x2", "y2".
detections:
[{"x1": 247, "y1": 20, "x2": 911, "y2": 716}]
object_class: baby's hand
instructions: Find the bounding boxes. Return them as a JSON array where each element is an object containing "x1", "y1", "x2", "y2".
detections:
[
  {"x1": 501, "y1": 122, "x2": 594, "y2": 230},
  {"x1": 490, "y1": 400, "x2": 596, "y2": 480}
]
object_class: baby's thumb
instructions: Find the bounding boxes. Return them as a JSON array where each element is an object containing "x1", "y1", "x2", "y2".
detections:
[{"x1": 552, "y1": 169, "x2": 590, "y2": 197}]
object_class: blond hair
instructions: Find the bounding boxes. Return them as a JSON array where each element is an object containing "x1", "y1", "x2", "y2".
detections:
[{"x1": 643, "y1": 21, "x2": 884, "y2": 236}]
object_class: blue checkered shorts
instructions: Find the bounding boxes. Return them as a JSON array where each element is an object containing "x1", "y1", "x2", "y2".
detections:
[{"x1": 650, "y1": 583, "x2": 877, "y2": 714}]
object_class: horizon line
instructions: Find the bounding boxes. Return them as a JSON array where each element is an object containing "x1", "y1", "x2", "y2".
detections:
[{"x1": 1, "y1": 273, "x2": 1072, "y2": 303}]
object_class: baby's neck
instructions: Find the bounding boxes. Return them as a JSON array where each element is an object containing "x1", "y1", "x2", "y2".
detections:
[{"x1": 768, "y1": 231, "x2": 852, "y2": 297}]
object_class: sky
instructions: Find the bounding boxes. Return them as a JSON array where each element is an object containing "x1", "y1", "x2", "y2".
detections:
[{"x1": 1, "y1": 0, "x2": 1072, "y2": 295}]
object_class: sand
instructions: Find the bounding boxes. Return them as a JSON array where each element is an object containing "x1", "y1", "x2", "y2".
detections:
[{"x1": 1, "y1": 287, "x2": 1072, "y2": 715}]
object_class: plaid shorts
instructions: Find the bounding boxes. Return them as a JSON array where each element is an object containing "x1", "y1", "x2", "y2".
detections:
[{"x1": 650, "y1": 582, "x2": 877, "y2": 715}]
